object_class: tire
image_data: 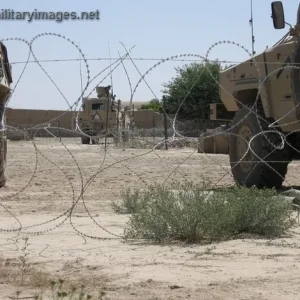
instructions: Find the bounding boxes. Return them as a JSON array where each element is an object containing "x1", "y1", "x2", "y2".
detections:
[
  {"x1": 228, "y1": 105, "x2": 291, "y2": 189},
  {"x1": 81, "y1": 136, "x2": 90, "y2": 144},
  {"x1": 122, "y1": 131, "x2": 129, "y2": 142}
]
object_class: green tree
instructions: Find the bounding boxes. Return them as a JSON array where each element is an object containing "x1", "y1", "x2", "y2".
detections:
[
  {"x1": 140, "y1": 98, "x2": 162, "y2": 113},
  {"x1": 161, "y1": 61, "x2": 222, "y2": 119}
]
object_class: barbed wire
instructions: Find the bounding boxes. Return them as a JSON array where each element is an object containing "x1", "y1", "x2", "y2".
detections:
[
  {"x1": 1, "y1": 32, "x2": 300, "y2": 286},
  {"x1": 7, "y1": 56, "x2": 300, "y2": 66}
]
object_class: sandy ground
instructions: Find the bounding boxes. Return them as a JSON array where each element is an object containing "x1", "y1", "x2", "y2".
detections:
[{"x1": 1, "y1": 137, "x2": 300, "y2": 299}]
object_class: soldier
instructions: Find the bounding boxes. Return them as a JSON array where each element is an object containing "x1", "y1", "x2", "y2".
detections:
[{"x1": 0, "y1": 41, "x2": 12, "y2": 188}]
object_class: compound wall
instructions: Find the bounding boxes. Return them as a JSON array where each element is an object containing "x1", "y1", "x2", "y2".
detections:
[{"x1": 5, "y1": 108, "x2": 163, "y2": 131}]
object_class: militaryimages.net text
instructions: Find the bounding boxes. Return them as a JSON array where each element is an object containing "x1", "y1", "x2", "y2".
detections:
[{"x1": 0, "y1": 9, "x2": 100, "y2": 22}]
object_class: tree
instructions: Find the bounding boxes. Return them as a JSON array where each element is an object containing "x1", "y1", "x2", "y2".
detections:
[
  {"x1": 161, "y1": 61, "x2": 222, "y2": 119},
  {"x1": 140, "y1": 98, "x2": 163, "y2": 113}
]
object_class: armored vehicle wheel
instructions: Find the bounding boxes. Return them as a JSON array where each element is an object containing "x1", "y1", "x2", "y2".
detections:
[
  {"x1": 81, "y1": 136, "x2": 90, "y2": 144},
  {"x1": 229, "y1": 105, "x2": 291, "y2": 189},
  {"x1": 113, "y1": 136, "x2": 120, "y2": 143},
  {"x1": 122, "y1": 131, "x2": 129, "y2": 142},
  {"x1": 91, "y1": 137, "x2": 98, "y2": 144},
  {"x1": 0, "y1": 136, "x2": 7, "y2": 188}
]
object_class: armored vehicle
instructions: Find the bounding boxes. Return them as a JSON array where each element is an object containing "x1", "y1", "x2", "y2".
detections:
[
  {"x1": 79, "y1": 85, "x2": 130, "y2": 144},
  {"x1": 209, "y1": 1, "x2": 300, "y2": 189},
  {"x1": 0, "y1": 41, "x2": 12, "y2": 187}
]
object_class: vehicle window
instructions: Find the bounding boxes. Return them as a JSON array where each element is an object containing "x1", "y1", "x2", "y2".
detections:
[{"x1": 92, "y1": 103, "x2": 104, "y2": 110}]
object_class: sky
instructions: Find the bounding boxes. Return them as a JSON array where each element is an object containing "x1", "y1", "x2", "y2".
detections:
[{"x1": 0, "y1": 0, "x2": 299, "y2": 110}]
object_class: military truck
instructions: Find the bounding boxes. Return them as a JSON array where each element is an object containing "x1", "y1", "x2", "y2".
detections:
[
  {"x1": 0, "y1": 41, "x2": 12, "y2": 187},
  {"x1": 79, "y1": 85, "x2": 130, "y2": 144},
  {"x1": 207, "y1": 1, "x2": 300, "y2": 189}
]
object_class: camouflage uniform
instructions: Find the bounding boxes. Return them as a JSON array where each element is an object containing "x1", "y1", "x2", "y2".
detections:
[
  {"x1": 0, "y1": 103, "x2": 6, "y2": 187},
  {"x1": 0, "y1": 135, "x2": 7, "y2": 188}
]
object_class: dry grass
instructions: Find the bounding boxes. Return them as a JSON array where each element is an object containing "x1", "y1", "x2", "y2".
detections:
[
  {"x1": 0, "y1": 256, "x2": 109, "y2": 299},
  {"x1": 0, "y1": 257, "x2": 51, "y2": 288}
]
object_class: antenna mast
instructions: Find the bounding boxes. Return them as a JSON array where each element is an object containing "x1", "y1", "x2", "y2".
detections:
[
  {"x1": 108, "y1": 42, "x2": 114, "y2": 97},
  {"x1": 249, "y1": 0, "x2": 255, "y2": 55}
]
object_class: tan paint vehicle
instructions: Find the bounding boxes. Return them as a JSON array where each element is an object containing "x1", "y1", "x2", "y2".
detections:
[
  {"x1": 0, "y1": 41, "x2": 12, "y2": 187},
  {"x1": 209, "y1": 1, "x2": 300, "y2": 189},
  {"x1": 79, "y1": 86, "x2": 130, "y2": 144}
]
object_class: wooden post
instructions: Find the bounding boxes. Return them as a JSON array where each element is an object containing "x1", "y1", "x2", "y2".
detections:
[
  {"x1": 132, "y1": 104, "x2": 135, "y2": 119},
  {"x1": 152, "y1": 115, "x2": 155, "y2": 144},
  {"x1": 58, "y1": 120, "x2": 61, "y2": 142},
  {"x1": 162, "y1": 97, "x2": 168, "y2": 150},
  {"x1": 104, "y1": 91, "x2": 110, "y2": 150},
  {"x1": 116, "y1": 100, "x2": 121, "y2": 144},
  {"x1": 164, "y1": 111, "x2": 168, "y2": 150}
]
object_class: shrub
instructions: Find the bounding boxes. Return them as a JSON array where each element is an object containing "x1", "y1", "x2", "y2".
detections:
[
  {"x1": 123, "y1": 182, "x2": 295, "y2": 243},
  {"x1": 111, "y1": 188, "x2": 142, "y2": 214}
]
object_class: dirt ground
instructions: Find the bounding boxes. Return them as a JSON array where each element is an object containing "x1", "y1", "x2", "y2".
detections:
[{"x1": 1, "y1": 137, "x2": 300, "y2": 299}]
